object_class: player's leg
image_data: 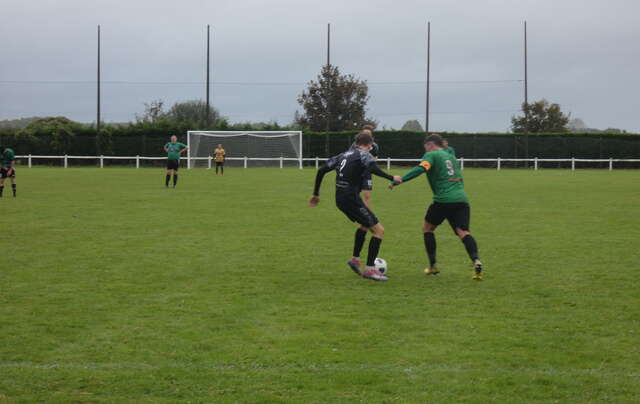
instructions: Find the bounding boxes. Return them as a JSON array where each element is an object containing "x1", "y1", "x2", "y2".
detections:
[
  {"x1": 361, "y1": 175, "x2": 373, "y2": 208},
  {"x1": 215, "y1": 162, "x2": 219, "y2": 174},
  {"x1": 450, "y1": 203, "x2": 482, "y2": 280},
  {"x1": 423, "y1": 203, "x2": 445, "y2": 275},
  {"x1": 0, "y1": 173, "x2": 5, "y2": 197},
  {"x1": 337, "y1": 195, "x2": 386, "y2": 280},
  {"x1": 362, "y1": 222, "x2": 387, "y2": 281},
  {"x1": 165, "y1": 161, "x2": 172, "y2": 187},
  {"x1": 362, "y1": 190, "x2": 371, "y2": 208},
  {"x1": 220, "y1": 162, "x2": 224, "y2": 175},
  {"x1": 10, "y1": 171, "x2": 16, "y2": 197},
  {"x1": 172, "y1": 162, "x2": 179, "y2": 187},
  {"x1": 347, "y1": 225, "x2": 368, "y2": 275}
]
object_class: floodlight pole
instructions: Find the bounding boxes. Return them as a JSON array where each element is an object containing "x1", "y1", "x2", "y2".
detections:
[
  {"x1": 327, "y1": 23, "x2": 331, "y2": 66},
  {"x1": 426, "y1": 21, "x2": 431, "y2": 133},
  {"x1": 524, "y1": 21, "x2": 529, "y2": 165},
  {"x1": 325, "y1": 23, "x2": 331, "y2": 155},
  {"x1": 206, "y1": 24, "x2": 211, "y2": 127},
  {"x1": 97, "y1": 25, "x2": 101, "y2": 135}
]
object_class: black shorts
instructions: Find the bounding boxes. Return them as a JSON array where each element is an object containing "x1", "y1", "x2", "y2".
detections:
[
  {"x1": 167, "y1": 159, "x2": 179, "y2": 170},
  {"x1": 361, "y1": 174, "x2": 373, "y2": 191},
  {"x1": 215, "y1": 161, "x2": 224, "y2": 167},
  {"x1": 425, "y1": 202, "x2": 470, "y2": 231},
  {"x1": 0, "y1": 167, "x2": 15, "y2": 179},
  {"x1": 336, "y1": 193, "x2": 379, "y2": 228}
]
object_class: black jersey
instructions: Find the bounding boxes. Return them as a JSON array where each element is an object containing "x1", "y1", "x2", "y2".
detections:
[
  {"x1": 313, "y1": 147, "x2": 394, "y2": 197},
  {"x1": 325, "y1": 148, "x2": 377, "y2": 194}
]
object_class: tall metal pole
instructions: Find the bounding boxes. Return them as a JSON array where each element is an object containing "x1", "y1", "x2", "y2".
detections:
[
  {"x1": 524, "y1": 21, "x2": 529, "y2": 164},
  {"x1": 426, "y1": 21, "x2": 431, "y2": 133},
  {"x1": 327, "y1": 23, "x2": 331, "y2": 66},
  {"x1": 97, "y1": 25, "x2": 101, "y2": 134},
  {"x1": 524, "y1": 21, "x2": 528, "y2": 108},
  {"x1": 206, "y1": 24, "x2": 211, "y2": 126}
]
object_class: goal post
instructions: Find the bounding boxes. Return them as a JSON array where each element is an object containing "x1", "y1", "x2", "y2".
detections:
[{"x1": 187, "y1": 131, "x2": 303, "y2": 169}]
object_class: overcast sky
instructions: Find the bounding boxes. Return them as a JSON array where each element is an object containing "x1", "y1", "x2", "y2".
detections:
[{"x1": 1, "y1": 0, "x2": 638, "y2": 132}]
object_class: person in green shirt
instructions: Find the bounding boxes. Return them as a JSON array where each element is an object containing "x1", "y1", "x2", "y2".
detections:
[
  {"x1": 0, "y1": 146, "x2": 17, "y2": 198},
  {"x1": 442, "y1": 138, "x2": 456, "y2": 157},
  {"x1": 163, "y1": 136, "x2": 188, "y2": 188},
  {"x1": 389, "y1": 133, "x2": 483, "y2": 280}
]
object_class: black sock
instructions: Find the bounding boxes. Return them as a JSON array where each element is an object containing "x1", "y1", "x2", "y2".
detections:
[
  {"x1": 424, "y1": 232, "x2": 437, "y2": 267},
  {"x1": 215, "y1": 165, "x2": 219, "y2": 174},
  {"x1": 462, "y1": 234, "x2": 479, "y2": 262},
  {"x1": 366, "y1": 237, "x2": 383, "y2": 267},
  {"x1": 173, "y1": 174, "x2": 178, "y2": 186},
  {"x1": 11, "y1": 184, "x2": 16, "y2": 196},
  {"x1": 165, "y1": 174, "x2": 170, "y2": 186},
  {"x1": 353, "y1": 228, "x2": 367, "y2": 258},
  {"x1": 221, "y1": 165, "x2": 224, "y2": 175},
  {"x1": 0, "y1": 185, "x2": 3, "y2": 197}
]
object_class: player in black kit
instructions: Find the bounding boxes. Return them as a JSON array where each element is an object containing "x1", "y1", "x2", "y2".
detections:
[{"x1": 309, "y1": 131, "x2": 402, "y2": 281}]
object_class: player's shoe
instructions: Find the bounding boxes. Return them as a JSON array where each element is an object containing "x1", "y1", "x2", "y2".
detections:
[
  {"x1": 346, "y1": 258, "x2": 362, "y2": 276},
  {"x1": 362, "y1": 268, "x2": 388, "y2": 282},
  {"x1": 473, "y1": 260, "x2": 483, "y2": 280},
  {"x1": 424, "y1": 265, "x2": 440, "y2": 275}
]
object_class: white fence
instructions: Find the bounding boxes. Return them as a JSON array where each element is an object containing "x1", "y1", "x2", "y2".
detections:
[{"x1": 15, "y1": 155, "x2": 640, "y2": 170}]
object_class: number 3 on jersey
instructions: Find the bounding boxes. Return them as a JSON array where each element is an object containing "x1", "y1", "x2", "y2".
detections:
[{"x1": 445, "y1": 160, "x2": 454, "y2": 176}]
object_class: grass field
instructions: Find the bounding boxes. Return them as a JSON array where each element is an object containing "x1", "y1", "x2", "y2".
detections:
[{"x1": 1, "y1": 167, "x2": 639, "y2": 403}]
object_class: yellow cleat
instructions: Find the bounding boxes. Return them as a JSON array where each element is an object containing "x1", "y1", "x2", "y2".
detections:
[
  {"x1": 424, "y1": 266, "x2": 440, "y2": 275},
  {"x1": 472, "y1": 260, "x2": 483, "y2": 280}
]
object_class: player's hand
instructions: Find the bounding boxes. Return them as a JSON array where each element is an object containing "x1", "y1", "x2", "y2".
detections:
[
  {"x1": 309, "y1": 195, "x2": 320, "y2": 207},
  {"x1": 392, "y1": 176, "x2": 403, "y2": 184}
]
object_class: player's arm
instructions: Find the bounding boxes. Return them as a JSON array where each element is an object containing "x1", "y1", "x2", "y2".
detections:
[
  {"x1": 179, "y1": 143, "x2": 189, "y2": 154},
  {"x1": 390, "y1": 155, "x2": 432, "y2": 188},
  {"x1": 368, "y1": 162, "x2": 401, "y2": 183},
  {"x1": 163, "y1": 143, "x2": 169, "y2": 152},
  {"x1": 309, "y1": 157, "x2": 337, "y2": 206},
  {"x1": 362, "y1": 152, "x2": 401, "y2": 184}
]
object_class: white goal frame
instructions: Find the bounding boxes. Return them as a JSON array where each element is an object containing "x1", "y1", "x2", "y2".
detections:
[{"x1": 186, "y1": 130, "x2": 303, "y2": 169}]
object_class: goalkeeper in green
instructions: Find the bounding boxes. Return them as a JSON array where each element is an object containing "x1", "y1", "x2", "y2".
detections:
[{"x1": 389, "y1": 133, "x2": 483, "y2": 280}]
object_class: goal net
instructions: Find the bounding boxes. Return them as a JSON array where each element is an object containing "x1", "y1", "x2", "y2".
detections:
[{"x1": 187, "y1": 131, "x2": 303, "y2": 169}]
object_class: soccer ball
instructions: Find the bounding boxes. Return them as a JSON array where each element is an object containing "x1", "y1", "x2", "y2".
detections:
[{"x1": 374, "y1": 258, "x2": 388, "y2": 274}]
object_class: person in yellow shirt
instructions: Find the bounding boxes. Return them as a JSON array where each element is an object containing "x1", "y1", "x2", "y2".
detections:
[{"x1": 213, "y1": 144, "x2": 226, "y2": 175}]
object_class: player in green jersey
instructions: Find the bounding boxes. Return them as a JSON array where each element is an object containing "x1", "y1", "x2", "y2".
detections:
[
  {"x1": 442, "y1": 138, "x2": 456, "y2": 157},
  {"x1": 389, "y1": 133, "x2": 483, "y2": 280},
  {"x1": 0, "y1": 146, "x2": 17, "y2": 198},
  {"x1": 164, "y1": 136, "x2": 188, "y2": 188}
]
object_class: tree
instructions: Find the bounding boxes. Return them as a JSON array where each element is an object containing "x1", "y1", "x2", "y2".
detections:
[
  {"x1": 164, "y1": 100, "x2": 221, "y2": 127},
  {"x1": 511, "y1": 99, "x2": 570, "y2": 133},
  {"x1": 401, "y1": 120, "x2": 424, "y2": 132},
  {"x1": 136, "y1": 99, "x2": 165, "y2": 123},
  {"x1": 296, "y1": 64, "x2": 375, "y2": 131},
  {"x1": 18, "y1": 117, "x2": 84, "y2": 154},
  {"x1": 569, "y1": 118, "x2": 587, "y2": 132}
]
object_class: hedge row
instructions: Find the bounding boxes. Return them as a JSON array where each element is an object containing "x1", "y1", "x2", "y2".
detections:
[
  {"x1": 303, "y1": 131, "x2": 640, "y2": 159},
  {"x1": 1, "y1": 129, "x2": 639, "y2": 159}
]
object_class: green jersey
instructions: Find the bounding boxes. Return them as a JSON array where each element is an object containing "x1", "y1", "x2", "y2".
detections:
[
  {"x1": 443, "y1": 146, "x2": 456, "y2": 157},
  {"x1": 399, "y1": 149, "x2": 468, "y2": 203},
  {"x1": 165, "y1": 142, "x2": 187, "y2": 160},
  {"x1": 2, "y1": 148, "x2": 15, "y2": 167}
]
